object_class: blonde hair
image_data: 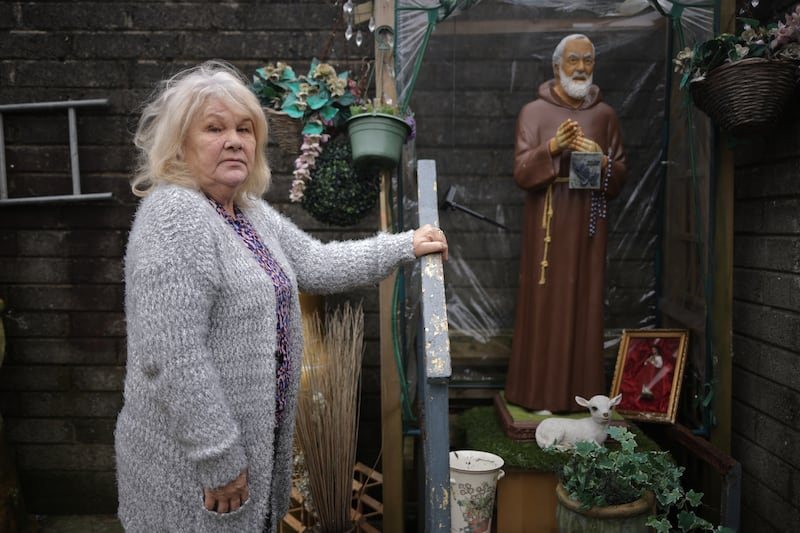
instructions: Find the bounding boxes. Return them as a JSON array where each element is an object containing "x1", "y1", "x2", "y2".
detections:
[{"x1": 131, "y1": 60, "x2": 271, "y2": 204}]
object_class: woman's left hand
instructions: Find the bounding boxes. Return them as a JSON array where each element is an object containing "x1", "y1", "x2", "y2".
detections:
[
  {"x1": 413, "y1": 224, "x2": 448, "y2": 261},
  {"x1": 203, "y1": 468, "x2": 249, "y2": 513}
]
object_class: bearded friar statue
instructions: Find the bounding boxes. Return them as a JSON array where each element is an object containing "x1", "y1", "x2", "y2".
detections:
[{"x1": 504, "y1": 34, "x2": 627, "y2": 413}]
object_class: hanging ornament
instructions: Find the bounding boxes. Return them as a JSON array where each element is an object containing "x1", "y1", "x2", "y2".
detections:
[
  {"x1": 345, "y1": 24, "x2": 354, "y2": 40},
  {"x1": 343, "y1": 0, "x2": 354, "y2": 15},
  {"x1": 355, "y1": 29, "x2": 364, "y2": 46},
  {"x1": 368, "y1": 15, "x2": 376, "y2": 32},
  {"x1": 750, "y1": 0, "x2": 759, "y2": 7}
]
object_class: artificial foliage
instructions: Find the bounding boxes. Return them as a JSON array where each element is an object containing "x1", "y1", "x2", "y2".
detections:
[
  {"x1": 301, "y1": 138, "x2": 380, "y2": 227},
  {"x1": 349, "y1": 98, "x2": 416, "y2": 142},
  {"x1": 673, "y1": 3, "x2": 800, "y2": 88},
  {"x1": 552, "y1": 426, "x2": 733, "y2": 533},
  {"x1": 252, "y1": 59, "x2": 359, "y2": 135}
]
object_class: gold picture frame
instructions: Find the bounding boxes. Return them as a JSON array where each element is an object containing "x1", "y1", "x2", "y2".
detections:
[{"x1": 609, "y1": 329, "x2": 689, "y2": 424}]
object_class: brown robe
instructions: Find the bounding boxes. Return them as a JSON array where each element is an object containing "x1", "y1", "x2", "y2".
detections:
[{"x1": 504, "y1": 80, "x2": 626, "y2": 412}]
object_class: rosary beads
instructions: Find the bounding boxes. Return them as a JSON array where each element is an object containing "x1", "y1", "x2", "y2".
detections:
[{"x1": 589, "y1": 148, "x2": 612, "y2": 237}]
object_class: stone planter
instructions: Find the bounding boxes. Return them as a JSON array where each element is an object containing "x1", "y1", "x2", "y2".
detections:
[{"x1": 555, "y1": 482, "x2": 655, "y2": 533}]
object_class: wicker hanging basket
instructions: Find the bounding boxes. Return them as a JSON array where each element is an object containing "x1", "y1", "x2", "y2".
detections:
[
  {"x1": 689, "y1": 58, "x2": 800, "y2": 137},
  {"x1": 263, "y1": 107, "x2": 303, "y2": 156}
]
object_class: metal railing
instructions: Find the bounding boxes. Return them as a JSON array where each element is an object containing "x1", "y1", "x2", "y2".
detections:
[{"x1": 0, "y1": 99, "x2": 113, "y2": 205}]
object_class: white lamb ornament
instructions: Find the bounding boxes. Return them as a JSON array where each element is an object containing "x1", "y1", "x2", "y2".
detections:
[{"x1": 534, "y1": 394, "x2": 622, "y2": 449}]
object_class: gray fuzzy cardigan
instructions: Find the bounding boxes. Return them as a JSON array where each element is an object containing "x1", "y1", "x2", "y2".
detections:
[{"x1": 115, "y1": 184, "x2": 415, "y2": 532}]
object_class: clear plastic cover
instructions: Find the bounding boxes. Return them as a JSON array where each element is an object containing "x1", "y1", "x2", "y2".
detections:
[{"x1": 393, "y1": 0, "x2": 716, "y2": 405}]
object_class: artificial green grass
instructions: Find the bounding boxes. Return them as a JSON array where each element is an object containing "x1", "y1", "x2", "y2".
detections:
[
  {"x1": 498, "y1": 391, "x2": 626, "y2": 424},
  {"x1": 454, "y1": 406, "x2": 663, "y2": 472}
]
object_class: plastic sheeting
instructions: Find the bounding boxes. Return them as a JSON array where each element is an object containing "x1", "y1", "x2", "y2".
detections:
[
  {"x1": 392, "y1": 0, "x2": 717, "y2": 403},
  {"x1": 397, "y1": 1, "x2": 714, "y2": 110}
]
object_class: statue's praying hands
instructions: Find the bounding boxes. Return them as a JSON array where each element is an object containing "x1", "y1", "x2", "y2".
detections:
[
  {"x1": 549, "y1": 118, "x2": 580, "y2": 154},
  {"x1": 570, "y1": 135, "x2": 602, "y2": 153}
]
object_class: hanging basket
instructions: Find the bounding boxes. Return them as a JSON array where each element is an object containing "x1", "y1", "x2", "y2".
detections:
[
  {"x1": 263, "y1": 107, "x2": 303, "y2": 156},
  {"x1": 689, "y1": 58, "x2": 799, "y2": 137},
  {"x1": 346, "y1": 113, "x2": 411, "y2": 168}
]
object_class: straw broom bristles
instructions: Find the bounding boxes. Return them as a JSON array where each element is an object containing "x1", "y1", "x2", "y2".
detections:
[{"x1": 296, "y1": 302, "x2": 364, "y2": 533}]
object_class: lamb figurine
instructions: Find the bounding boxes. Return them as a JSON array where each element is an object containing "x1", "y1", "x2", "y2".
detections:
[{"x1": 534, "y1": 394, "x2": 622, "y2": 449}]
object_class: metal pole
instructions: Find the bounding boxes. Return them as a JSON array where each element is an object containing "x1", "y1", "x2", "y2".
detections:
[
  {"x1": 0, "y1": 113, "x2": 7, "y2": 200},
  {"x1": 68, "y1": 107, "x2": 81, "y2": 195},
  {"x1": 0, "y1": 99, "x2": 109, "y2": 112}
]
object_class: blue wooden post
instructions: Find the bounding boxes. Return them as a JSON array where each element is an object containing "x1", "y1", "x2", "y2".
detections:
[{"x1": 416, "y1": 159, "x2": 451, "y2": 531}]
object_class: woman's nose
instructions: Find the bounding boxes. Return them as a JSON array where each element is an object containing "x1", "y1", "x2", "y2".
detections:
[{"x1": 224, "y1": 133, "x2": 243, "y2": 150}]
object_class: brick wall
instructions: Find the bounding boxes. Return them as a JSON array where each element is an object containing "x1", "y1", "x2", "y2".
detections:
[
  {"x1": 1, "y1": 0, "x2": 670, "y2": 517},
  {"x1": 0, "y1": 0, "x2": 381, "y2": 514},
  {"x1": 732, "y1": 105, "x2": 800, "y2": 531}
]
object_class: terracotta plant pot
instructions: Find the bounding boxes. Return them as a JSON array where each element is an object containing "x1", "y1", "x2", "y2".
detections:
[{"x1": 555, "y1": 482, "x2": 655, "y2": 533}]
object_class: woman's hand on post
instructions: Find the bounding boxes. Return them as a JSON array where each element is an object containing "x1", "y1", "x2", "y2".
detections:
[
  {"x1": 413, "y1": 224, "x2": 448, "y2": 261},
  {"x1": 204, "y1": 468, "x2": 249, "y2": 513}
]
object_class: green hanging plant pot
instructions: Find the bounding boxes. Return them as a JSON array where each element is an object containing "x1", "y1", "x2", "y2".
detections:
[{"x1": 346, "y1": 113, "x2": 411, "y2": 168}]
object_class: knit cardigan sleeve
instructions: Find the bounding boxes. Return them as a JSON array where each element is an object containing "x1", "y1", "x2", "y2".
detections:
[
  {"x1": 247, "y1": 202, "x2": 416, "y2": 295},
  {"x1": 124, "y1": 188, "x2": 247, "y2": 490}
]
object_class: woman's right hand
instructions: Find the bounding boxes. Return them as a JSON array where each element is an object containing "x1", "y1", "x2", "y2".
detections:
[
  {"x1": 413, "y1": 224, "x2": 448, "y2": 261},
  {"x1": 204, "y1": 468, "x2": 249, "y2": 513}
]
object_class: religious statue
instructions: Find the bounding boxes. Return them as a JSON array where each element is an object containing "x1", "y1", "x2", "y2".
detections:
[{"x1": 504, "y1": 34, "x2": 627, "y2": 413}]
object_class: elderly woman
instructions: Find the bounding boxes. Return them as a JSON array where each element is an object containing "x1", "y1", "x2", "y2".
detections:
[{"x1": 114, "y1": 60, "x2": 447, "y2": 532}]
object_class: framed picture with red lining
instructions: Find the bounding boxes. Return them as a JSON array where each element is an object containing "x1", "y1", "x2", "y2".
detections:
[{"x1": 610, "y1": 329, "x2": 689, "y2": 424}]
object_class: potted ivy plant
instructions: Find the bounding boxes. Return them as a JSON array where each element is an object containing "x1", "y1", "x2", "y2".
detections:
[
  {"x1": 347, "y1": 98, "x2": 415, "y2": 168},
  {"x1": 548, "y1": 426, "x2": 734, "y2": 533},
  {"x1": 672, "y1": 4, "x2": 800, "y2": 135}
]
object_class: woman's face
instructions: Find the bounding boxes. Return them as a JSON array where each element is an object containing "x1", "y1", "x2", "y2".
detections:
[{"x1": 183, "y1": 96, "x2": 256, "y2": 204}]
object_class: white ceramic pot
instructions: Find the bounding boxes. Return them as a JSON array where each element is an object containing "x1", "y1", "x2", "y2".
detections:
[{"x1": 449, "y1": 450, "x2": 505, "y2": 533}]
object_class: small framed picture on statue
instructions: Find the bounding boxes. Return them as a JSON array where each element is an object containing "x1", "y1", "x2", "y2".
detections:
[
  {"x1": 609, "y1": 329, "x2": 689, "y2": 424},
  {"x1": 568, "y1": 151, "x2": 602, "y2": 189}
]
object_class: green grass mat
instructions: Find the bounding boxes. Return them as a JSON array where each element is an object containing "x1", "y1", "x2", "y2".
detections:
[{"x1": 454, "y1": 405, "x2": 662, "y2": 472}]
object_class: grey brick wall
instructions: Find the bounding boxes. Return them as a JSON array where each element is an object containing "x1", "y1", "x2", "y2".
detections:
[
  {"x1": 732, "y1": 107, "x2": 800, "y2": 532},
  {"x1": 0, "y1": 0, "x2": 379, "y2": 515},
  {"x1": 0, "y1": 0, "x2": 736, "y2": 521}
]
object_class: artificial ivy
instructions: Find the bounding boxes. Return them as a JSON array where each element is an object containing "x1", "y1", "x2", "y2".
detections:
[{"x1": 301, "y1": 138, "x2": 380, "y2": 227}]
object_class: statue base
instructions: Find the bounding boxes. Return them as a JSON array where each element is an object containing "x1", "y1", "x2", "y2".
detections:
[
  {"x1": 493, "y1": 392, "x2": 550, "y2": 441},
  {"x1": 494, "y1": 392, "x2": 628, "y2": 441}
]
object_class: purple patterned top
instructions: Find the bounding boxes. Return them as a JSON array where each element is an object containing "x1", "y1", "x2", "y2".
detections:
[{"x1": 207, "y1": 197, "x2": 293, "y2": 423}]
